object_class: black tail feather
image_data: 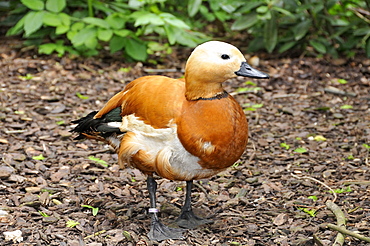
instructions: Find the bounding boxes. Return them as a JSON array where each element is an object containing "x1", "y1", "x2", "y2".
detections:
[{"x1": 71, "y1": 108, "x2": 123, "y2": 140}]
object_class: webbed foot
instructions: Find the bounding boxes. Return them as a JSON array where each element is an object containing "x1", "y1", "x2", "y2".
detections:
[
  {"x1": 148, "y1": 220, "x2": 185, "y2": 241},
  {"x1": 175, "y1": 210, "x2": 213, "y2": 229}
]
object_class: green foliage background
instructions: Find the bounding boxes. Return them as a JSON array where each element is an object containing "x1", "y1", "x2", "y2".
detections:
[{"x1": 0, "y1": 0, "x2": 369, "y2": 60}]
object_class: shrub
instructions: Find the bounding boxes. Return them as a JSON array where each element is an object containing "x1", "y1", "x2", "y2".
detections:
[
  {"x1": 3, "y1": 0, "x2": 208, "y2": 60},
  {"x1": 1, "y1": 0, "x2": 369, "y2": 59},
  {"x1": 229, "y1": 0, "x2": 370, "y2": 57}
]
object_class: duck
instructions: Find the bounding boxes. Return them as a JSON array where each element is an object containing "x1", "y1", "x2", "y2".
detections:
[{"x1": 71, "y1": 41, "x2": 269, "y2": 241}]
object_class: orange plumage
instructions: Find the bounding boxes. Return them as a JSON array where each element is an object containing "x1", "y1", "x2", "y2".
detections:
[{"x1": 71, "y1": 41, "x2": 269, "y2": 241}]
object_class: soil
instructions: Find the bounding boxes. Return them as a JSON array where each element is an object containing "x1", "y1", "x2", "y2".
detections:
[{"x1": 0, "y1": 36, "x2": 369, "y2": 246}]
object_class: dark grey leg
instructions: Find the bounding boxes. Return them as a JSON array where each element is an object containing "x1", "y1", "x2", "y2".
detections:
[
  {"x1": 176, "y1": 180, "x2": 213, "y2": 229},
  {"x1": 146, "y1": 176, "x2": 184, "y2": 241}
]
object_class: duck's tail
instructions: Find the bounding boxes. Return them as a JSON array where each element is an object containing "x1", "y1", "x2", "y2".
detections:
[{"x1": 70, "y1": 108, "x2": 124, "y2": 148}]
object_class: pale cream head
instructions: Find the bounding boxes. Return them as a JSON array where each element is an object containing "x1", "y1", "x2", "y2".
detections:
[{"x1": 184, "y1": 41, "x2": 248, "y2": 100}]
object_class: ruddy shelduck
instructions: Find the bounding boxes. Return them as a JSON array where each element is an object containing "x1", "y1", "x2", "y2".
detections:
[{"x1": 71, "y1": 41, "x2": 269, "y2": 241}]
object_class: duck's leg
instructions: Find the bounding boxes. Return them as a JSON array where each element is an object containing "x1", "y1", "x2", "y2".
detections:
[
  {"x1": 146, "y1": 176, "x2": 184, "y2": 241},
  {"x1": 175, "y1": 180, "x2": 213, "y2": 229}
]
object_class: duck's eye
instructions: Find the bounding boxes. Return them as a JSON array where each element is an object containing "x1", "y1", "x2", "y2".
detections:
[{"x1": 221, "y1": 54, "x2": 230, "y2": 60}]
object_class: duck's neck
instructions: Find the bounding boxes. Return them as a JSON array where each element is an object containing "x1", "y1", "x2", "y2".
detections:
[{"x1": 184, "y1": 75, "x2": 225, "y2": 101}]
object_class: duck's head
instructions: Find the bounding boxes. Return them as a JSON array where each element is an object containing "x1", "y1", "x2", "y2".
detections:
[{"x1": 184, "y1": 41, "x2": 269, "y2": 100}]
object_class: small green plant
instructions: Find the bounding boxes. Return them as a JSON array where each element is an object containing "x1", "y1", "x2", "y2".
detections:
[
  {"x1": 131, "y1": 177, "x2": 136, "y2": 182},
  {"x1": 76, "y1": 92, "x2": 89, "y2": 100},
  {"x1": 56, "y1": 120, "x2": 65, "y2": 125},
  {"x1": 299, "y1": 207, "x2": 317, "y2": 217},
  {"x1": 307, "y1": 195, "x2": 318, "y2": 201},
  {"x1": 294, "y1": 147, "x2": 308, "y2": 153},
  {"x1": 88, "y1": 156, "x2": 108, "y2": 167},
  {"x1": 232, "y1": 162, "x2": 241, "y2": 168},
  {"x1": 346, "y1": 154, "x2": 355, "y2": 160},
  {"x1": 4, "y1": 0, "x2": 207, "y2": 60},
  {"x1": 336, "y1": 79, "x2": 348, "y2": 84},
  {"x1": 330, "y1": 186, "x2": 352, "y2": 194},
  {"x1": 280, "y1": 143, "x2": 290, "y2": 150},
  {"x1": 231, "y1": 0, "x2": 370, "y2": 57},
  {"x1": 313, "y1": 135, "x2": 327, "y2": 142},
  {"x1": 38, "y1": 211, "x2": 50, "y2": 217},
  {"x1": 32, "y1": 154, "x2": 45, "y2": 160},
  {"x1": 362, "y1": 144, "x2": 370, "y2": 150},
  {"x1": 66, "y1": 219, "x2": 80, "y2": 228},
  {"x1": 81, "y1": 205, "x2": 99, "y2": 216},
  {"x1": 340, "y1": 105, "x2": 353, "y2": 109},
  {"x1": 175, "y1": 187, "x2": 183, "y2": 192},
  {"x1": 243, "y1": 103, "x2": 264, "y2": 111},
  {"x1": 18, "y1": 74, "x2": 34, "y2": 80}
]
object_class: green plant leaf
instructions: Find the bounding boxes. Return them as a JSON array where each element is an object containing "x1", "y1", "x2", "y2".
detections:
[
  {"x1": 257, "y1": 6, "x2": 268, "y2": 14},
  {"x1": 43, "y1": 12, "x2": 62, "y2": 26},
  {"x1": 299, "y1": 207, "x2": 316, "y2": 217},
  {"x1": 56, "y1": 120, "x2": 65, "y2": 125},
  {"x1": 76, "y1": 92, "x2": 89, "y2": 100},
  {"x1": 231, "y1": 12, "x2": 258, "y2": 31},
  {"x1": 71, "y1": 22, "x2": 85, "y2": 31},
  {"x1": 278, "y1": 41, "x2": 296, "y2": 53},
  {"x1": 39, "y1": 211, "x2": 50, "y2": 217},
  {"x1": 293, "y1": 19, "x2": 311, "y2": 41},
  {"x1": 125, "y1": 38, "x2": 147, "y2": 61},
  {"x1": 113, "y1": 29, "x2": 131, "y2": 37},
  {"x1": 81, "y1": 205, "x2": 99, "y2": 216},
  {"x1": 88, "y1": 156, "x2": 108, "y2": 167},
  {"x1": 131, "y1": 11, "x2": 164, "y2": 26},
  {"x1": 280, "y1": 143, "x2": 290, "y2": 150},
  {"x1": 71, "y1": 27, "x2": 96, "y2": 47},
  {"x1": 46, "y1": 0, "x2": 66, "y2": 12},
  {"x1": 56, "y1": 25, "x2": 69, "y2": 35},
  {"x1": 106, "y1": 14, "x2": 125, "y2": 29},
  {"x1": 66, "y1": 220, "x2": 79, "y2": 228},
  {"x1": 83, "y1": 17, "x2": 110, "y2": 29},
  {"x1": 109, "y1": 35, "x2": 126, "y2": 53},
  {"x1": 309, "y1": 40, "x2": 326, "y2": 53},
  {"x1": 84, "y1": 36, "x2": 98, "y2": 49},
  {"x1": 6, "y1": 16, "x2": 26, "y2": 36},
  {"x1": 24, "y1": 11, "x2": 45, "y2": 36},
  {"x1": 362, "y1": 144, "x2": 370, "y2": 149},
  {"x1": 21, "y1": 0, "x2": 44, "y2": 10},
  {"x1": 32, "y1": 154, "x2": 45, "y2": 160},
  {"x1": 164, "y1": 25, "x2": 177, "y2": 45},
  {"x1": 160, "y1": 13, "x2": 190, "y2": 29},
  {"x1": 264, "y1": 13, "x2": 277, "y2": 53},
  {"x1": 337, "y1": 79, "x2": 347, "y2": 84},
  {"x1": 294, "y1": 147, "x2": 307, "y2": 153},
  {"x1": 330, "y1": 186, "x2": 352, "y2": 194},
  {"x1": 188, "y1": 0, "x2": 202, "y2": 17},
  {"x1": 58, "y1": 12, "x2": 71, "y2": 26},
  {"x1": 307, "y1": 195, "x2": 318, "y2": 201},
  {"x1": 340, "y1": 105, "x2": 353, "y2": 109},
  {"x1": 97, "y1": 28, "x2": 113, "y2": 42},
  {"x1": 39, "y1": 43, "x2": 56, "y2": 54},
  {"x1": 314, "y1": 135, "x2": 326, "y2": 141}
]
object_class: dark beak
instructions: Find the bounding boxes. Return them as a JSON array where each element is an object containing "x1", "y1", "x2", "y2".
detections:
[{"x1": 235, "y1": 62, "x2": 269, "y2": 79}]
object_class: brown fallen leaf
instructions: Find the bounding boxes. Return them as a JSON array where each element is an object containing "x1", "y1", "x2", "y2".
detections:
[{"x1": 273, "y1": 213, "x2": 288, "y2": 226}]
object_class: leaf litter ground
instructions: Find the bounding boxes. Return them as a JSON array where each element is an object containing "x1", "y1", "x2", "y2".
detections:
[{"x1": 0, "y1": 38, "x2": 369, "y2": 246}]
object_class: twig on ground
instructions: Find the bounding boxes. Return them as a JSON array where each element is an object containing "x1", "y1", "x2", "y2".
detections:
[
  {"x1": 84, "y1": 230, "x2": 106, "y2": 239},
  {"x1": 326, "y1": 201, "x2": 346, "y2": 246},
  {"x1": 342, "y1": 180, "x2": 370, "y2": 186},
  {"x1": 324, "y1": 223, "x2": 370, "y2": 243},
  {"x1": 290, "y1": 173, "x2": 337, "y2": 202},
  {"x1": 193, "y1": 181, "x2": 211, "y2": 200},
  {"x1": 313, "y1": 234, "x2": 325, "y2": 246}
]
